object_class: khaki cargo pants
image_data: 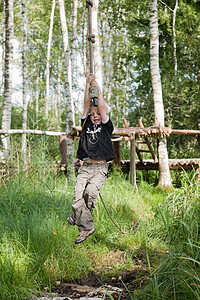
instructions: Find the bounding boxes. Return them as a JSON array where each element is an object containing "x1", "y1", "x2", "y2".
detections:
[{"x1": 72, "y1": 162, "x2": 108, "y2": 231}]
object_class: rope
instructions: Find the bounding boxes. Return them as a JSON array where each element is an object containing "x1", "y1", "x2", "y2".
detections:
[
  {"x1": 99, "y1": 193, "x2": 127, "y2": 234},
  {"x1": 86, "y1": 0, "x2": 95, "y2": 73},
  {"x1": 84, "y1": 1, "x2": 127, "y2": 234}
]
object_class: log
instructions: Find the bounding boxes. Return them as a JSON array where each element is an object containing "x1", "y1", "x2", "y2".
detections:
[
  {"x1": 2, "y1": 126, "x2": 200, "y2": 139},
  {"x1": 120, "y1": 159, "x2": 200, "y2": 172},
  {"x1": 0, "y1": 129, "x2": 66, "y2": 136},
  {"x1": 70, "y1": 126, "x2": 138, "y2": 137},
  {"x1": 111, "y1": 136, "x2": 132, "y2": 142},
  {"x1": 113, "y1": 140, "x2": 121, "y2": 167},
  {"x1": 59, "y1": 134, "x2": 67, "y2": 168},
  {"x1": 123, "y1": 118, "x2": 143, "y2": 162},
  {"x1": 122, "y1": 118, "x2": 129, "y2": 128},
  {"x1": 171, "y1": 129, "x2": 200, "y2": 135}
]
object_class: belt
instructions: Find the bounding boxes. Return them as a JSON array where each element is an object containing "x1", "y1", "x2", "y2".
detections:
[{"x1": 83, "y1": 161, "x2": 107, "y2": 166}]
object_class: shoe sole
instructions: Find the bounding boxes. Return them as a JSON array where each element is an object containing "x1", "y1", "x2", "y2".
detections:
[{"x1": 75, "y1": 228, "x2": 95, "y2": 244}]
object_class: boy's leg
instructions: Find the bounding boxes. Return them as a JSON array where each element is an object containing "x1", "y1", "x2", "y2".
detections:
[
  {"x1": 83, "y1": 164, "x2": 108, "y2": 227},
  {"x1": 72, "y1": 164, "x2": 92, "y2": 231},
  {"x1": 72, "y1": 164, "x2": 108, "y2": 232}
]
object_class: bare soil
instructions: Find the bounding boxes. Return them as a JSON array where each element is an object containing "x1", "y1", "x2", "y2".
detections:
[{"x1": 51, "y1": 269, "x2": 149, "y2": 299}]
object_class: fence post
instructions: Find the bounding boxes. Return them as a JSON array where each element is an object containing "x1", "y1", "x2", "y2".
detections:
[{"x1": 130, "y1": 132, "x2": 136, "y2": 187}]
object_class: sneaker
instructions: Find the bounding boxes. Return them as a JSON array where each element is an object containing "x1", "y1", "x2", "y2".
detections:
[
  {"x1": 67, "y1": 215, "x2": 76, "y2": 226},
  {"x1": 74, "y1": 228, "x2": 95, "y2": 244}
]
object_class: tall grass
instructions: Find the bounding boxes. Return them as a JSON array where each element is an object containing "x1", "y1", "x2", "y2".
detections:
[
  {"x1": 133, "y1": 170, "x2": 200, "y2": 299},
  {"x1": 0, "y1": 138, "x2": 200, "y2": 299},
  {"x1": 0, "y1": 140, "x2": 90, "y2": 299}
]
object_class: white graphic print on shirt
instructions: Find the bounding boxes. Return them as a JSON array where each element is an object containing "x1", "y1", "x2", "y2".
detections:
[{"x1": 86, "y1": 124, "x2": 102, "y2": 144}]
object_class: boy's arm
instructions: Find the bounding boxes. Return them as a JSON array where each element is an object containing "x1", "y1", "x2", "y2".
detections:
[
  {"x1": 92, "y1": 80, "x2": 108, "y2": 123},
  {"x1": 82, "y1": 74, "x2": 95, "y2": 118}
]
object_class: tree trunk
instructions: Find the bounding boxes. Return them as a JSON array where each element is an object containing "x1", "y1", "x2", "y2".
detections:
[
  {"x1": 46, "y1": 0, "x2": 56, "y2": 119},
  {"x1": 0, "y1": 0, "x2": 13, "y2": 162},
  {"x1": 57, "y1": 59, "x2": 61, "y2": 131},
  {"x1": 57, "y1": 0, "x2": 75, "y2": 177},
  {"x1": 21, "y1": 0, "x2": 28, "y2": 164},
  {"x1": 71, "y1": 0, "x2": 78, "y2": 85},
  {"x1": 149, "y1": 0, "x2": 172, "y2": 187},
  {"x1": 36, "y1": 76, "x2": 39, "y2": 128},
  {"x1": 1, "y1": 18, "x2": 5, "y2": 95},
  {"x1": 173, "y1": 0, "x2": 178, "y2": 78},
  {"x1": 71, "y1": 0, "x2": 79, "y2": 119}
]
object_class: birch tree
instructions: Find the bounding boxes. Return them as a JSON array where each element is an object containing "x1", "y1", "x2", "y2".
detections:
[
  {"x1": 173, "y1": 0, "x2": 178, "y2": 78},
  {"x1": 35, "y1": 76, "x2": 39, "y2": 128},
  {"x1": 57, "y1": 0, "x2": 75, "y2": 177},
  {"x1": 71, "y1": 0, "x2": 78, "y2": 85},
  {"x1": 149, "y1": 0, "x2": 172, "y2": 187},
  {"x1": 21, "y1": 0, "x2": 28, "y2": 163},
  {"x1": 46, "y1": 0, "x2": 56, "y2": 119},
  {"x1": 0, "y1": 0, "x2": 13, "y2": 162}
]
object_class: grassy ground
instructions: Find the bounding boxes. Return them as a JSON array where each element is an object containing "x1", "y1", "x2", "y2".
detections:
[{"x1": 0, "y1": 150, "x2": 200, "y2": 299}]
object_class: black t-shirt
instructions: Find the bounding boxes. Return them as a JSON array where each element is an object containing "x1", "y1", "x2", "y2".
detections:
[{"x1": 76, "y1": 117, "x2": 115, "y2": 162}]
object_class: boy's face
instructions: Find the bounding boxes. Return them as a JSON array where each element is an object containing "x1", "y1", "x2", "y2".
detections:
[{"x1": 90, "y1": 107, "x2": 102, "y2": 125}]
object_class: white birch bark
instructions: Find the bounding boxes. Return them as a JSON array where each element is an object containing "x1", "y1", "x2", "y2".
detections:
[
  {"x1": 57, "y1": 59, "x2": 61, "y2": 131},
  {"x1": 149, "y1": 0, "x2": 172, "y2": 187},
  {"x1": 46, "y1": 0, "x2": 56, "y2": 118},
  {"x1": 71, "y1": 0, "x2": 78, "y2": 84},
  {"x1": 36, "y1": 76, "x2": 39, "y2": 128},
  {"x1": 57, "y1": 0, "x2": 75, "y2": 176},
  {"x1": 173, "y1": 0, "x2": 178, "y2": 77},
  {"x1": 1, "y1": 18, "x2": 5, "y2": 97},
  {"x1": 71, "y1": 0, "x2": 79, "y2": 115},
  {"x1": 92, "y1": 0, "x2": 102, "y2": 90},
  {"x1": 21, "y1": 0, "x2": 28, "y2": 164},
  {"x1": 0, "y1": 0, "x2": 13, "y2": 162}
]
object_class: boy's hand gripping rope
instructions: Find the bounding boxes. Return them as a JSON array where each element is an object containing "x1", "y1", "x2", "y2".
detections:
[{"x1": 89, "y1": 85, "x2": 98, "y2": 107}]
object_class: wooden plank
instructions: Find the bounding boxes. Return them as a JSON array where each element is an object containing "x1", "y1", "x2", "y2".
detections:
[{"x1": 120, "y1": 159, "x2": 200, "y2": 172}]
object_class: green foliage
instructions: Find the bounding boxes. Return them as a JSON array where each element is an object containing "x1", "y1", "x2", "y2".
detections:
[
  {"x1": 0, "y1": 142, "x2": 88, "y2": 299},
  {"x1": 1, "y1": 0, "x2": 200, "y2": 296},
  {"x1": 2, "y1": 0, "x2": 199, "y2": 160},
  {"x1": 11, "y1": 106, "x2": 23, "y2": 129},
  {"x1": 1, "y1": 140, "x2": 200, "y2": 298},
  {"x1": 134, "y1": 170, "x2": 200, "y2": 299},
  {"x1": 99, "y1": 0, "x2": 200, "y2": 159}
]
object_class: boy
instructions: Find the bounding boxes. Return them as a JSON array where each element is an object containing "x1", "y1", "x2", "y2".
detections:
[{"x1": 67, "y1": 74, "x2": 115, "y2": 244}]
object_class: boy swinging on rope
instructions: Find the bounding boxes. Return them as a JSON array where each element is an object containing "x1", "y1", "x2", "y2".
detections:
[{"x1": 67, "y1": 73, "x2": 115, "y2": 244}]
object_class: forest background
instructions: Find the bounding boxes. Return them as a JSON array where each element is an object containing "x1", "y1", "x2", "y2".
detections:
[
  {"x1": 0, "y1": 0, "x2": 200, "y2": 161},
  {"x1": 0, "y1": 0, "x2": 200, "y2": 299}
]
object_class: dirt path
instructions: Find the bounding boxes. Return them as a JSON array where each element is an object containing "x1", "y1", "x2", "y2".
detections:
[{"x1": 33, "y1": 270, "x2": 149, "y2": 299}]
